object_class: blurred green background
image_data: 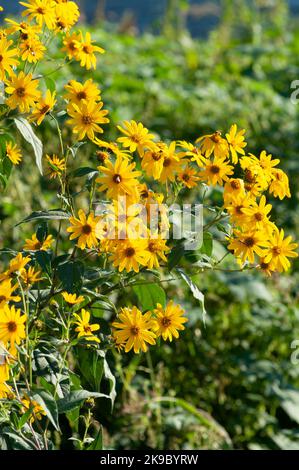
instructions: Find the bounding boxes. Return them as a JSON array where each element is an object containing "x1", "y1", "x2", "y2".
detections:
[{"x1": 2, "y1": 0, "x2": 299, "y2": 450}]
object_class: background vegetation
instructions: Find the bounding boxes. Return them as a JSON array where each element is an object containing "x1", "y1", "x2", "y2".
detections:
[{"x1": 2, "y1": 0, "x2": 299, "y2": 450}]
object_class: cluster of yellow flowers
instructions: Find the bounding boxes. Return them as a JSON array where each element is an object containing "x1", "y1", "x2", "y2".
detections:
[{"x1": 0, "y1": 1, "x2": 297, "y2": 409}]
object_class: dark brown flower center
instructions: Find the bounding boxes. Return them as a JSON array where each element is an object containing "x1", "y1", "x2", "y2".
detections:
[
  {"x1": 152, "y1": 152, "x2": 162, "y2": 161},
  {"x1": 40, "y1": 105, "x2": 50, "y2": 115},
  {"x1": 37, "y1": 7, "x2": 45, "y2": 14},
  {"x1": 130, "y1": 326, "x2": 140, "y2": 336},
  {"x1": 34, "y1": 241, "x2": 43, "y2": 250},
  {"x1": 235, "y1": 205, "x2": 244, "y2": 214},
  {"x1": 0, "y1": 55, "x2": 3, "y2": 62},
  {"x1": 211, "y1": 132, "x2": 221, "y2": 143},
  {"x1": 244, "y1": 170, "x2": 255, "y2": 183},
  {"x1": 254, "y1": 212, "x2": 263, "y2": 221},
  {"x1": 113, "y1": 174, "x2": 122, "y2": 184},
  {"x1": 210, "y1": 165, "x2": 220, "y2": 174},
  {"x1": 163, "y1": 158, "x2": 171, "y2": 168},
  {"x1": 231, "y1": 180, "x2": 241, "y2": 190},
  {"x1": 7, "y1": 321, "x2": 17, "y2": 332},
  {"x1": 148, "y1": 242, "x2": 157, "y2": 253},
  {"x1": 16, "y1": 87, "x2": 26, "y2": 97},
  {"x1": 83, "y1": 325, "x2": 91, "y2": 333},
  {"x1": 244, "y1": 237, "x2": 255, "y2": 247},
  {"x1": 82, "y1": 224, "x2": 92, "y2": 235},
  {"x1": 0, "y1": 295, "x2": 7, "y2": 302},
  {"x1": 82, "y1": 115, "x2": 92, "y2": 125},
  {"x1": 125, "y1": 247, "x2": 135, "y2": 258},
  {"x1": 77, "y1": 91, "x2": 87, "y2": 100},
  {"x1": 83, "y1": 45, "x2": 92, "y2": 54},
  {"x1": 182, "y1": 173, "x2": 190, "y2": 182},
  {"x1": 260, "y1": 262, "x2": 269, "y2": 270},
  {"x1": 272, "y1": 246, "x2": 281, "y2": 255},
  {"x1": 161, "y1": 317, "x2": 171, "y2": 327}
]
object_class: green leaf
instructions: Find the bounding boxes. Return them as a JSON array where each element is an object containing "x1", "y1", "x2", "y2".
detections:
[
  {"x1": 36, "y1": 222, "x2": 48, "y2": 243},
  {"x1": 57, "y1": 390, "x2": 110, "y2": 413},
  {"x1": 200, "y1": 232, "x2": 213, "y2": 257},
  {"x1": 87, "y1": 427, "x2": 103, "y2": 450},
  {"x1": 167, "y1": 241, "x2": 185, "y2": 270},
  {"x1": 14, "y1": 117, "x2": 43, "y2": 175},
  {"x1": 35, "y1": 251, "x2": 51, "y2": 276},
  {"x1": 57, "y1": 260, "x2": 84, "y2": 293},
  {"x1": 17, "y1": 209, "x2": 70, "y2": 226},
  {"x1": 43, "y1": 76, "x2": 56, "y2": 94},
  {"x1": 31, "y1": 389, "x2": 60, "y2": 431},
  {"x1": 176, "y1": 268, "x2": 206, "y2": 322},
  {"x1": 0, "y1": 103, "x2": 9, "y2": 120},
  {"x1": 72, "y1": 167, "x2": 98, "y2": 178},
  {"x1": 133, "y1": 282, "x2": 166, "y2": 310}
]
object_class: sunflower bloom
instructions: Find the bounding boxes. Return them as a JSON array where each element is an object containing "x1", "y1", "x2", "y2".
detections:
[
  {"x1": 67, "y1": 209, "x2": 103, "y2": 250},
  {"x1": 73, "y1": 309, "x2": 100, "y2": 343},
  {"x1": 21, "y1": 267, "x2": 42, "y2": 288},
  {"x1": 225, "y1": 124, "x2": 247, "y2": 164},
  {"x1": 0, "y1": 253, "x2": 31, "y2": 281},
  {"x1": 24, "y1": 233, "x2": 54, "y2": 251},
  {"x1": 5, "y1": 72, "x2": 41, "y2": 113},
  {"x1": 5, "y1": 142, "x2": 22, "y2": 165},
  {"x1": 74, "y1": 31, "x2": 105, "y2": 70},
  {"x1": 153, "y1": 301, "x2": 187, "y2": 341},
  {"x1": 200, "y1": 156, "x2": 234, "y2": 186},
  {"x1": 112, "y1": 306, "x2": 156, "y2": 354},
  {"x1": 46, "y1": 154, "x2": 66, "y2": 179},
  {"x1": 261, "y1": 229, "x2": 298, "y2": 272},
  {"x1": 117, "y1": 120, "x2": 155, "y2": 156},
  {"x1": 64, "y1": 79, "x2": 101, "y2": 106},
  {"x1": 146, "y1": 236, "x2": 170, "y2": 269},
  {"x1": 97, "y1": 155, "x2": 141, "y2": 202},
  {"x1": 20, "y1": 0, "x2": 56, "y2": 30},
  {"x1": 19, "y1": 37, "x2": 46, "y2": 63},
  {"x1": 62, "y1": 292, "x2": 84, "y2": 305},
  {"x1": 177, "y1": 166, "x2": 200, "y2": 188},
  {"x1": 110, "y1": 239, "x2": 150, "y2": 273},
  {"x1": 228, "y1": 230, "x2": 267, "y2": 264},
  {"x1": 67, "y1": 101, "x2": 109, "y2": 140},
  {"x1": 30, "y1": 90, "x2": 56, "y2": 125},
  {"x1": 269, "y1": 169, "x2": 291, "y2": 200},
  {"x1": 62, "y1": 31, "x2": 81, "y2": 59},
  {"x1": 21, "y1": 396, "x2": 46, "y2": 423},
  {"x1": 0, "y1": 36, "x2": 19, "y2": 80},
  {"x1": 196, "y1": 131, "x2": 229, "y2": 159},
  {"x1": 0, "y1": 280, "x2": 21, "y2": 308},
  {"x1": 0, "y1": 305, "x2": 26, "y2": 354}
]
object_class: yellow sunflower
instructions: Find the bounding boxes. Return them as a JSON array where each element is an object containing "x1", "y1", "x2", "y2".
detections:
[
  {"x1": 62, "y1": 292, "x2": 84, "y2": 305},
  {"x1": 112, "y1": 306, "x2": 157, "y2": 354},
  {"x1": 0, "y1": 305, "x2": 26, "y2": 354},
  {"x1": 20, "y1": 0, "x2": 56, "y2": 30},
  {"x1": 62, "y1": 31, "x2": 81, "y2": 59},
  {"x1": 24, "y1": 233, "x2": 54, "y2": 251},
  {"x1": 5, "y1": 72, "x2": 41, "y2": 113},
  {"x1": 199, "y1": 156, "x2": 234, "y2": 186},
  {"x1": 67, "y1": 209, "x2": 103, "y2": 250},
  {"x1": 153, "y1": 301, "x2": 187, "y2": 342},
  {"x1": 0, "y1": 36, "x2": 19, "y2": 80},
  {"x1": 30, "y1": 90, "x2": 56, "y2": 125},
  {"x1": 67, "y1": 101, "x2": 109, "y2": 140},
  {"x1": 225, "y1": 124, "x2": 247, "y2": 164},
  {"x1": 19, "y1": 37, "x2": 46, "y2": 63},
  {"x1": 261, "y1": 229, "x2": 298, "y2": 273},
  {"x1": 110, "y1": 239, "x2": 150, "y2": 273},
  {"x1": 74, "y1": 31, "x2": 105, "y2": 70},
  {"x1": 117, "y1": 120, "x2": 155, "y2": 156},
  {"x1": 0, "y1": 280, "x2": 21, "y2": 308},
  {"x1": 64, "y1": 79, "x2": 101, "y2": 106},
  {"x1": 5, "y1": 142, "x2": 22, "y2": 165},
  {"x1": 73, "y1": 309, "x2": 100, "y2": 343},
  {"x1": 46, "y1": 154, "x2": 66, "y2": 179},
  {"x1": 97, "y1": 155, "x2": 141, "y2": 202}
]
